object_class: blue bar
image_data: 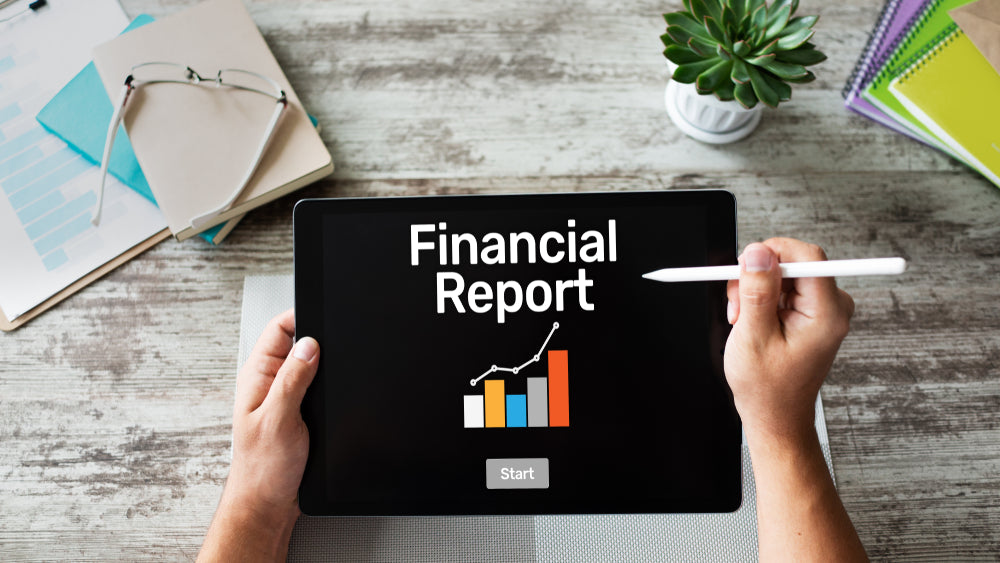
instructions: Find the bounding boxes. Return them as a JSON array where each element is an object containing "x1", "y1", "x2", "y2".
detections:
[
  {"x1": 0, "y1": 146, "x2": 43, "y2": 180},
  {"x1": 0, "y1": 102, "x2": 19, "y2": 125},
  {"x1": 506, "y1": 395, "x2": 527, "y2": 428},
  {"x1": 4, "y1": 146, "x2": 80, "y2": 194},
  {"x1": 25, "y1": 191, "x2": 97, "y2": 239},
  {"x1": 16, "y1": 190, "x2": 65, "y2": 224},
  {"x1": 33, "y1": 212, "x2": 92, "y2": 256},
  {"x1": 0, "y1": 56, "x2": 13, "y2": 74},
  {"x1": 42, "y1": 248, "x2": 69, "y2": 271},
  {"x1": 9, "y1": 157, "x2": 91, "y2": 209},
  {"x1": 0, "y1": 128, "x2": 47, "y2": 162}
]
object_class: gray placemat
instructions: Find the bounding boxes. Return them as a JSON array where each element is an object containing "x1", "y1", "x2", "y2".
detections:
[{"x1": 239, "y1": 274, "x2": 834, "y2": 562}]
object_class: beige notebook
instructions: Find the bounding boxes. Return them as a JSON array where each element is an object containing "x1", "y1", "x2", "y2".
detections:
[{"x1": 91, "y1": 0, "x2": 333, "y2": 240}]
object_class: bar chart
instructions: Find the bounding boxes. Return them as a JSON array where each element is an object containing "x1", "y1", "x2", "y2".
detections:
[
  {"x1": 0, "y1": 9, "x2": 167, "y2": 321},
  {"x1": 463, "y1": 322, "x2": 569, "y2": 429}
]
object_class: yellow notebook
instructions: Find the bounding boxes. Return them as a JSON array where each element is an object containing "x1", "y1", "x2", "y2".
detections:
[{"x1": 890, "y1": 28, "x2": 1000, "y2": 188}]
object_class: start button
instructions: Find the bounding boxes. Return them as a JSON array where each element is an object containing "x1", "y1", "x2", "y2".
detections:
[{"x1": 486, "y1": 458, "x2": 550, "y2": 489}]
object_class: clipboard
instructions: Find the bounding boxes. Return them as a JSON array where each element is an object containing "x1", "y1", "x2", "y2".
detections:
[{"x1": 0, "y1": 228, "x2": 170, "y2": 331}]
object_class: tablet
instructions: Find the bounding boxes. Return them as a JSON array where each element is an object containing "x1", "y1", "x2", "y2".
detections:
[{"x1": 294, "y1": 190, "x2": 741, "y2": 516}]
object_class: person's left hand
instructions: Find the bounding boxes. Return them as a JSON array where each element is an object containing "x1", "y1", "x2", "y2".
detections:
[{"x1": 224, "y1": 308, "x2": 319, "y2": 527}]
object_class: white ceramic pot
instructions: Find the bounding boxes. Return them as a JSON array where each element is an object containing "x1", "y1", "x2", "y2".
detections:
[{"x1": 664, "y1": 79, "x2": 762, "y2": 144}]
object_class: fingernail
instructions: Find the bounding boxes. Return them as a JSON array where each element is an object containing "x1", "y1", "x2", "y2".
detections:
[
  {"x1": 293, "y1": 337, "x2": 318, "y2": 362},
  {"x1": 726, "y1": 300, "x2": 736, "y2": 324},
  {"x1": 743, "y1": 245, "x2": 772, "y2": 272}
]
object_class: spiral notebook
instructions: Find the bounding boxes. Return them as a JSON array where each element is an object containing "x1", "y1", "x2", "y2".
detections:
[
  {"x1": 842, "y1": 0, "x2": 933, "y2": 140},
  {"x1": 890, "y1": 28, "x2": 1000, "y2": 188},
  {"x1": 861, "y1": 0, "x2": 976, "y2": 160}
]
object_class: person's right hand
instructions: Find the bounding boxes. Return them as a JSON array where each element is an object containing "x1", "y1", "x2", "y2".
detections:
[{"x1": 724, "y1": 238, "x2": 855, "y2": 445}]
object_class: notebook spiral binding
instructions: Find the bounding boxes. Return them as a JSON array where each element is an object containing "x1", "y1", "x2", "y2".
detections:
[
  {"x1": 842, "y1": 0, "x2": 903, "y2": 99},
  {"x1": 868, "y1": 0, "x2": 949, "y2": 87},
  {"x1": 897, "y1": 26, "x2": 962, "y2": 82}
]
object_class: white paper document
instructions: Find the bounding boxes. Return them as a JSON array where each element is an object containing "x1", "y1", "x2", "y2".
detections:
[{"x1": 0, "y1": 0, "x2": 167, "y2": 321}]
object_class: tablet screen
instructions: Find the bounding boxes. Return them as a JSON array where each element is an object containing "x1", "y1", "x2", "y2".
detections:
[{"x1": 295, "y1": 191, "x2": 740, "y2": 515}]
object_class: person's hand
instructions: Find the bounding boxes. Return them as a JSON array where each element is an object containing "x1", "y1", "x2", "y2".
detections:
[
  {"x1": 198, "y1": 309, "x2": 319, "y2": 562},
  {"x1": 724, "y1": 238, "x2": 855, "y2": 446}
]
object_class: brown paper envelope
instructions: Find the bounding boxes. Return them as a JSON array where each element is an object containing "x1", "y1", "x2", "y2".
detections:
[{"x1": 951, "y1": 0, "x2": 1000, "y2": 75}]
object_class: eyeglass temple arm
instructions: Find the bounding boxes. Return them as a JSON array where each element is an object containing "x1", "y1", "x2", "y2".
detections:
[
  {"x1": 93, "y1": 80, "x2": 133, "y2": 227},
  {"x1": 189, "y1": 98, "x2": 287, "y2": 232}
]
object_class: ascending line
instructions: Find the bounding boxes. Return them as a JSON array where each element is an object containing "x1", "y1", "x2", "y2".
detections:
[{"x1": 470, "y1": 322, "x2": 559, "y2": 387}]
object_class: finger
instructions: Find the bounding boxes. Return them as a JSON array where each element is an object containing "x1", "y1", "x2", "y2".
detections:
[
  {"x1": 734, "y1": 242, "x2": 782, "y2": 337},
  {"x1": 263, "y1": 336, "x2": 320, "y2": 417},
  {"x1": 726, "y1": 279, "x2": 739, "y2": 324},
  {"x1": 761, "y1": 237, "x2": 839, "y2": 318},
  {"x1": 236, "y1": 309, "x2": 296, "y2": 414}
]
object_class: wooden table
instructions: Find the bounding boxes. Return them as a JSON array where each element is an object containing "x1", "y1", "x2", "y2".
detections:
[{"x1": 2, "y1": 0, "x2": 998, "y2": 560}]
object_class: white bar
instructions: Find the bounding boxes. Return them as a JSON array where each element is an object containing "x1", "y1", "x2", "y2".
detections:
[
  {"x1": 642, "y1": 257, "x2": 907, "y2": 283},
  {"x1": 463, "y1": 395, "x2": 484, "y2": 428}
]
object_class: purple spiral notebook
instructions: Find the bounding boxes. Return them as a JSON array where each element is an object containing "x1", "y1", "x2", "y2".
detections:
[{"x1": 843, "y1": 0, "x2": 933, "y2": 139}]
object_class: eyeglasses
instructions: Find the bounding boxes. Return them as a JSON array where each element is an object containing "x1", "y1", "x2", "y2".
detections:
[{"x1": 93, "y1": 62, "x2": 287, "y2": 229}]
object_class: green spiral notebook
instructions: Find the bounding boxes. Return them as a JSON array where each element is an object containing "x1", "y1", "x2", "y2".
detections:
[
  {"x1": 862, "y1": 0, "x2": 976, "y2": 162},
  {"x1": 890, "y1": 28, "x2": 1000, "y2": 188}
]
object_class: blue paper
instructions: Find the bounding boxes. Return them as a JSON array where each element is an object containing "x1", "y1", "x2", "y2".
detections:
[{"x1": 35, "y1": 14, "x2": 227, "y2": 244}]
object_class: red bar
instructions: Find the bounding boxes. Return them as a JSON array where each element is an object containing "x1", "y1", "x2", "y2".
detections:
[{"x1": 548, "y1": 350, "x2": 569, "y2": 427}]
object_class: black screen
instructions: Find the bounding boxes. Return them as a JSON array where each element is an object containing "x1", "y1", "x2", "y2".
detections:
[{"x1": 295, "y1": 191, "x2": 741, "y2": 515}]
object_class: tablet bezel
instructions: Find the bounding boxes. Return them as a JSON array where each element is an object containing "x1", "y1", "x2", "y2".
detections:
[{"x1": 294, "y1": 190, "x2": 739, "y2": 516}]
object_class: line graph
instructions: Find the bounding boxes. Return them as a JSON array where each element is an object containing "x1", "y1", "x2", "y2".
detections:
[{"x1": 469, "y1": 322, "x2": 559, "y2": 387}]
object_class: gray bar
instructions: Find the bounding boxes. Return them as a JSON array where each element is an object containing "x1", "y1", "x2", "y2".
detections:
[
  {"x1": 527, "y1": 377, "x2": 548, "y2": 427},
  {"x1": 486, "y1": 458, "x2": 549, "y2": 489}
]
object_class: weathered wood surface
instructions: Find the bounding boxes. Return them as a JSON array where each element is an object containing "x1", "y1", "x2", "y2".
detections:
[{"x1": 2, "y1": 0, "x2": 998, "y2": 560}]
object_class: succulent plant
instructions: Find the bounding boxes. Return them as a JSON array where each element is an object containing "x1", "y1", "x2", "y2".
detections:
[{"x1": 660, "y1": 0, "x2": 827, "y2": 108}]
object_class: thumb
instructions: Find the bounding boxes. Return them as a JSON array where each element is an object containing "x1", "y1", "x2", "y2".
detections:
[
  {"x1": 735, "y1": 243, "x2": 782, "y2": 336},
  {"x1": 268, "y1": 336, "x2": 320, "y2": 414}
]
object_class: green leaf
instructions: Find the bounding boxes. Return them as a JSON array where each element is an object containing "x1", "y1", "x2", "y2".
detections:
[
  {"x1": 660, "y1": 32, "x2": 678, "y2": 48},
  {"x1": 733, "y1": 40, "x2": 750, "y2": 58},
  {"x1": 731, "y1": 58, "x2": 751, "y2": 84},
  {"x1": 714, "y1": 81, "x2": 736, "y2": 101},
  {"x1": 665, "y1": 11, "x2": 713, "y2": 41},
  {"x1": 716, "y1": 44, "x2": 732, "y2": 60},
  {"x1": 696, "y1": 60, "x2": 733, "y2": 93},
  {"x1": 737, "y1": 13, "x2": 752, "y2": 36},
  {"x1": 779, "y1": 15, "x2": 818, "y2": 38},
  {"x1": 747, "y1": 64, "x2": 779, "y2": 107},
  {"x1": 746, "y1": 53, "x2": 776, "y2": 66},
  {"x1": 687, "y1": 36, "x2": 719, "y2": 57},
  {"x1": 722, "y1": 5, "x2": 739, "y2": 33},
  {"x1": 760, "y1": 69, "x2": 792, "y2": 101},
  {"x1": 666, "y1": 25, "x2": 697, "y2": 46},
  {"x1": 759, "y1": 59, "x2": 808, "y2": 79},
  {"x1": 762, "y1": 5, "x2": 791, "y2": 42},
  {"x1": 775, "y1": 47, "x2": 827, "y2": 65},
  {"x1": 750, "y1": 4, "x2": 767, "y2": 37},
  {"x1": 682, "y1": 0, "x2": 694, "y2": 13},
  {"x1": 665, "y1": 44, "x2": 707, "y2": 65},
  {"x1": 751, "y1": 37, "x2": 780, "y2": 56},
  {"x1": 783, "y1": 69, "x2": 816, "y2": 83},
  {"x1": 791, "y1": 0, "x2": 800, "y2": 15},
  {"x1": 729, "y1": 1, "x2": 745, "y2": 24},
  {"x1": 689, "y1": 0, "x2": 714, "y2": 23},
  {"x1": 673, "y1": 59, "x2": 718, "y2": 83},
  {"x1": 703, "y1": 16, "x2": 730, "y2": 46},
  {"x1": 776, "y1": 27, "x2": 814, "y2": 50},
  {"x1": 734, "y1": 81, "x2": 758, "y2": 108},
  {"x1": 702, "y1": 0, "x2": 724, "y2": 21},
  {"x1": 746, "y1": 0, "x2": 766, "y2": 17}
]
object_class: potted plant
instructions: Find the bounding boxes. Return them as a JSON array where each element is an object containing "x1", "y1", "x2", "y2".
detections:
[{"x1": 660, "y1": 0, "x2": 826, "y2": 143}]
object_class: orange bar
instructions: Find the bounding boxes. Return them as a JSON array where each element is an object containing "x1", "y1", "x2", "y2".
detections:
[
  {"x1": 484, "y1": 380, "x2": 506, "y2": 428},
  {"x1": 548, "y1": 350, "x2": 569, "y2": 427}
]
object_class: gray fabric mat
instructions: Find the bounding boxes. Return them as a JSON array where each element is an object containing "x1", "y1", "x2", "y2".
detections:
[{"x1": 239, "y1": 274, "x2": 834, "y2": 562}]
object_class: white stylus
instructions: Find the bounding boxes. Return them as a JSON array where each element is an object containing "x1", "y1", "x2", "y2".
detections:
[{"x1": 642, "y1": 257, "x2": 907, "y2": 282}]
